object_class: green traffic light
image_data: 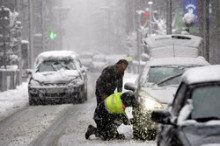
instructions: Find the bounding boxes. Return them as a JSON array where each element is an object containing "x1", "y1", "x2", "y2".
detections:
[{"x1": 49, "y1": 32, "x2": 57, "y2": 40}]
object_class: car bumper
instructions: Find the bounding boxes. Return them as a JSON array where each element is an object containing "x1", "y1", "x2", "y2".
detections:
[{"x1": 28, "y1": 84, "x2": 84, "y2": 101}]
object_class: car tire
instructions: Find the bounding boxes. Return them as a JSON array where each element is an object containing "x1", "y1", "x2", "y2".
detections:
[
  {"x1": 83, "y1": 89, "x2": 87, "y2": 101},
  {"x1": 78, "y1": 91, "x2": 85, "y2": 104},
  {"x1": 29, "y1": 97, "x2": 37, "y2": 105}
]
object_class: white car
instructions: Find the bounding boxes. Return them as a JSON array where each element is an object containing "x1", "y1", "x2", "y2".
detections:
[
  {"x1": 143, "y1": 34, "x2": 202, "y2": 58},
  {"x1": 28, "y1": 50, "x2": 88, "y2": 105},
  {"x1": 125, "y1": 56, "x2": 209, "y2": 140}
]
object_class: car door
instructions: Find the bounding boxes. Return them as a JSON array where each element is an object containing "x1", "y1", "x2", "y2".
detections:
[{"x1": 159, "y1": 83, "x2": 188, "y2": 146}]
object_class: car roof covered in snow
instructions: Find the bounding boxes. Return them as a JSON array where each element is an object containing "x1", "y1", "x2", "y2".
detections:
[
  {"x1": 144, "y1": 34, "x2": 202, "y2": 49},
  {"x1": 182, "y1": 65, "x2": 220, "y2": 84},
  {"x1": 143, "y1": 34, "x2": 202, "y2": 58},
  {"x1": 147, "y1": 57, "x2": 209, "y2": 67},
  {"x1": 35, "y1": 50, "x2": 79, "y2": 66}
]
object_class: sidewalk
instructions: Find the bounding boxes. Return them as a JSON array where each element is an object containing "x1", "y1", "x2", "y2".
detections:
[{"x1": 0, "y1": 82, "x2": 28, "y2": 122}]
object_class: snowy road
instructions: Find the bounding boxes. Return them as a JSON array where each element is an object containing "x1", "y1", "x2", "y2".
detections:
[{"x1": 0, "y1": 72, "x2": 156, "y2": 146}]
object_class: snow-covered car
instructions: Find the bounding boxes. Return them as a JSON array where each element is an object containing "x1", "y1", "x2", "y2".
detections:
[
  {"x1": 91, "y1": 54, "x2": 107, "y2": 72},
  {"x1": 125, "y1": 57, "x2": 209, "y2": 140},
  {"x1": 143, "y1": 34, "x2": 202, "y2": 58},
  {"x1": 151, "y1": 65, "x2": 220, "y2": 146},
  {"x1": 28, "y1": 50, "x2": 88, "y2": 105}
]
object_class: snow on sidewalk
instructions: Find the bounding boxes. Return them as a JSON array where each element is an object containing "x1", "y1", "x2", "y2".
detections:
[{"x1": 0, "y1": 82, "x2": 29, "y2": 122}]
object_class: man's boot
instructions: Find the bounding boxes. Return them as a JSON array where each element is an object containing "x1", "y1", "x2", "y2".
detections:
[
  {"x1": 85, "y1": 125, "x2": 97, "y2": 139},
  {"x1": 116, "y1": 133, "x2": 125, "y2": 140}
]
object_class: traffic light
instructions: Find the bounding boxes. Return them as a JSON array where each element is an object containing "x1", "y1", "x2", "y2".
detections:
[{"x1": 49, "y1": 31, "x2": 57, "y2": 40}]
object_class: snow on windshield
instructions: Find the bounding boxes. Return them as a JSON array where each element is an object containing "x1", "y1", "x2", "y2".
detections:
[{"x1": 37, "y1": 60, "x2": 77, "y2": 72}]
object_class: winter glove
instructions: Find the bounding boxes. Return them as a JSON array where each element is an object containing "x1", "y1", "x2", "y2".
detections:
[{"x1": 122, "y1": 116, "x2": 131, "y2": 125}]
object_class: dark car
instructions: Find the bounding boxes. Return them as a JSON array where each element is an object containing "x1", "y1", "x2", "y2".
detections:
[
  {"x1": 151, "y1": 65, "x2": 220, "y2": 146},
  {"x1": 28, "y1": 50, "x2": 88, "y2": 105}
]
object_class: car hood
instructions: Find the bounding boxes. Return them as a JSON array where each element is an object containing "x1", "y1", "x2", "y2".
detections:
[
  {"x1": 32, "y1": 70, "x2": 81, "y2": 84},
  {"x1": 182, "y1": 125, "x2": 220, "y2": 146},
  {"x1": 140, "y1": 86, "x2": 177, "y2": 104}
]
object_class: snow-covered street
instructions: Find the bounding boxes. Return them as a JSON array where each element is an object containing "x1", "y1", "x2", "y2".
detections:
[{"x1": 0, "y1": 72, "x2": 156, "y2": 146}]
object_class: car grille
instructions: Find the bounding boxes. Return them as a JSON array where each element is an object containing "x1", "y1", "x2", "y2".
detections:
[{"x1": 45, "y1": 92, "x2": 67, "y2": 97}]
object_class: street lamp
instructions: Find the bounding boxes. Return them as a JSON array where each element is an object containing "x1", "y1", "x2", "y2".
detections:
[
  {"x1": 148, "y1": 1, "x2": 153, "y2": 36},
  {"x1": 136, "y1": 10, "x2": 145, "y2": 74}
]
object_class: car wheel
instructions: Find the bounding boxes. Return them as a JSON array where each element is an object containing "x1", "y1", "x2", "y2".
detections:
[
  {"x1": 83, "y1": 89, "x2": 87, "y2": 101},
  {"x1": 29, "y1": 96, "x2": 37, "y2": 105},
  {"x1": 78, "y1": 91, "x2": 85, "y2": 104}
]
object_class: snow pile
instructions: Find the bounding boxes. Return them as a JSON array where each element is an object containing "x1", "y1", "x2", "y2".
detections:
[{"x1": 0, "y1": 82, "x2": 28, "y2": 121}]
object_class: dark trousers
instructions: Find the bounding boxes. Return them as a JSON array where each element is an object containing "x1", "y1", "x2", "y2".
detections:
[
  {"x1": 93, "y1": 103, "x2": 124, "y2": 140},
  {"x1": 95, "y1": 89, "x2": 112, "y2": 106}
]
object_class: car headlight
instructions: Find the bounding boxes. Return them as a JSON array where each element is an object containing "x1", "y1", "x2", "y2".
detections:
[
  {"x1": 141, "y1": 98, "x2": 164, "y2": 110},
  {"x1": 68, "y1": 76, "x2": 83, "y2": 86},
  {"x1": 144, "y1": 98, "x2": 163, "y2": 110},
  {"x1": 29, "y1": 79, "x2": 41, "y2": 86}
]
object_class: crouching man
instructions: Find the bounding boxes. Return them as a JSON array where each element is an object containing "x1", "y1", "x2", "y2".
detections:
[{"x1": 85, "y1": 91, "x2": 138, "y2": 140}]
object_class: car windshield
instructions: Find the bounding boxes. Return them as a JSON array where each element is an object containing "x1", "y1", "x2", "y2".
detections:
[
  {"x1": 147, "y1": 66, "x2": 185, "y2": 86},
  {"x1": 37, "y1": 60, "x2": 77, "y2": 72},
  {"x1": 191, "y1": 85, "x2": 220, "y2": 122}
]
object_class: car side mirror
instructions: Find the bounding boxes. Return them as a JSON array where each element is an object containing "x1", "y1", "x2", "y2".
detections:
[
  {"x1": 25, "y1": 69, "x2": 33, "y2": 76},
  {"x1": 80, "y1": 66, "x2": 88, "y2": 73},
  {"x1": 124, "y1": 82, "x2": 137, "y2": 92},
  {"x1": 151, "y1": 110, "x2": 172, "y2": 125}
]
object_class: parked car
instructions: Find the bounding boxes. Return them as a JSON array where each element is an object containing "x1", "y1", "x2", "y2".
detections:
[
  {"x1": 151, "y1": 65, "x2": 220, "y2": 146},
  {"x1": 143, "y1": 34, "x2": 202, "y2": 58},
  {"x1": 28, "y1": 50, "x2": 88, "y2": 105},
  {"x1": 125, "y1": 57, "x2": 209, "y2": 140},
  {"x1": 80, "y1": 52, "x2": 94, "y2": 70},
  {"x1": 91, "y1": 54, "x2": 107, "y2": 72}
]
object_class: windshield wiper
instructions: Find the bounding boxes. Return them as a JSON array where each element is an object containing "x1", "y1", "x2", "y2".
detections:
[
  {"x1": 51, "y1": 64, "x2": 57, "y2": 71},
  {"x1": 195, "y1": 117, "x2": 220, "y2": 122},
  {"x1": 155, "y1": 73, "x2": 183, "y2": 86}
]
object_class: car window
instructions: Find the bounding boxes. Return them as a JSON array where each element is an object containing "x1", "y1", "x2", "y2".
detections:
[
  {"x1": 191, "y1": 85, "x2": 220, "y2": 120},
  {"x1": 74, "y1": 59, "x2": 82, "y2": 69},
  {"x1": 37, "y1": 60, "x2": 77, "y2": 72},
  {"x1": 172, "y1": 83, "x2": 188, "y2": 116},
  {"x1": 147, "y1": 66, "x2": 184, "y2": 86}
]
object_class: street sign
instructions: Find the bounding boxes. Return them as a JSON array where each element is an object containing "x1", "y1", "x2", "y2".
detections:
[{"x1": 183, "y1": 0, "x2": 198, "y2": 26}]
